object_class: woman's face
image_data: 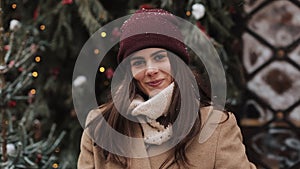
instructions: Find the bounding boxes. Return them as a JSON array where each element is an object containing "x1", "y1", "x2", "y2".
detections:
[{"x1": 130, "y1": 48, "x2": 173, "y2": 97}]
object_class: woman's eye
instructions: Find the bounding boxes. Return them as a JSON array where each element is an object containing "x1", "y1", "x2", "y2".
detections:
[
  {"x1": 154, "y1": 54, "x2": 166, "y2": 61},
  {"x1": 131, "y1": 60, "x2": 145, "y2": 67}
]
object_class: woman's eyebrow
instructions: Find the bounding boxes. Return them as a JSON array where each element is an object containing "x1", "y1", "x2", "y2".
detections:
[
  {"x1": 150, "y1": 50, "x2": 167, "y2": 57},
  {"x1": 130, "y1": 56, "x2": 144, "y2": 61},
  {"x1": 131, "y1": 50, "x2": 167, "y2": 60}
]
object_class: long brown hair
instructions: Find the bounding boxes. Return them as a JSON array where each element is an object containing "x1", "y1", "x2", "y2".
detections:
[{"x1": 88, "y1": 51, "x2": 212, "y2": 168}]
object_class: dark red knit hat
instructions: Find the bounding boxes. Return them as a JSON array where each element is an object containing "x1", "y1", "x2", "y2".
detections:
[{"x1": 117, "y1": 9, "x2": 189, "y2": 64}]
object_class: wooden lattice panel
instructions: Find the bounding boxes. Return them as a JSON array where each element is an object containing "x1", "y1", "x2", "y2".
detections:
[{"x1": 240, "y1": 0, "x2": 300, "y2": 168}]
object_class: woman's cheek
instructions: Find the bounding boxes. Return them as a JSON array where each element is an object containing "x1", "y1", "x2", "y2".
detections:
[
  {"x1": 159, "y1": 61, "x2": 171, "y2": 73},
  {"x1": 132, "y1": 69, "x2": 145, "y2": 81}
]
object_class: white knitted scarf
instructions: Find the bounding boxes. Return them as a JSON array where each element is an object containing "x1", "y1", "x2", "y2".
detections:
[{"x1": 129, "y1": 83, "x2": 174, "y2": 145}]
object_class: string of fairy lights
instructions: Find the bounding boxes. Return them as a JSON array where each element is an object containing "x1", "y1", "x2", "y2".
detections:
[
  {"x1": 15, "y1": 3, "x2": 43, "y2": 96},
  {"x1": 96, "y1": 31, "x2": 108, "y2": 75}
]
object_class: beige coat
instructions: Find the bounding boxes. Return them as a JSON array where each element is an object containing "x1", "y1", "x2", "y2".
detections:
[{"x1": 78, "y1": 106, "x2": 257, "y2": 169}]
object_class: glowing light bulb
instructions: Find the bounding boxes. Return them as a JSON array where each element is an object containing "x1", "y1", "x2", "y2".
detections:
[
  {"x1": 35, "y1": 56, "x2": 41, "y2": 62},
  {"x1": 55, "y1": 147, "x2": 60, "y2": 153},
  {"x1": 52, "y1": 163, "x2": 59, "y2": 168},
  {"x1": 32, "y1": 71, "x2": 38, "y2": 78},
  {"x1": 94, "y1": 49, "x2": 100, "y2": 55},
  {"x1": 30, "y1": 89, "x2": 36, "y2": 95},
  {"x1": 186, "y1": 11, "x2": 191, "y2": 16},
  {"x1": 101, "y1": 32, "x2": 107, "y2": 38},
  {"x1": 40, "y1": 24, "x2": 46, "y2": 31},
  {"x1": 99, "y1": 67, "x2": 105, "y2": 73},
  {"x1": 11, "y1": 3, "x2": 17, "y2": 9}
]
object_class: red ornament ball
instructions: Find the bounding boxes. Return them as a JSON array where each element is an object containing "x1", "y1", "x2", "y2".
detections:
[{"x1": 8, "y1": 100, "x2": 17, "y2": 107}]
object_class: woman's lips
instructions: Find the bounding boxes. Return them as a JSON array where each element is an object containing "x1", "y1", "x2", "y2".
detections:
[{"x1": 147, "y1": 79, "x2": 163, "y2": 87}]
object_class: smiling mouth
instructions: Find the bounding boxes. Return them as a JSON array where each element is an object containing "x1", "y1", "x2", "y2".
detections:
[{"x1": 147, "y1": 80, "x2": 163, "y2": 87}]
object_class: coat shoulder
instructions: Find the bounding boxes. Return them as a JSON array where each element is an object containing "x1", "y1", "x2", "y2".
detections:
[
  {"x1": 199, "y1": 106, "x2": 230, "y2": 126},
  {"x1": 85, "y1": 105, "x2": 107, "y2": 127}
]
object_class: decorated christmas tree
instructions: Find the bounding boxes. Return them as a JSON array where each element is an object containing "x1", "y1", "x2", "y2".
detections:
[{"x1": 0, "y1": 1, "x2": 68, "y2": 169}]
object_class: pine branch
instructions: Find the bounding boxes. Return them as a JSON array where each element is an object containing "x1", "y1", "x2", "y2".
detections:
[
  {"x1": 0, "y1": 0, "x2": 8, "y2": 163},
  {"x1": 206, "y1": 10, "x2": 231, "y2": 38},
  {"x1": 75, "y1": 0, "x2": 108, "y2": 35},
  {"x1": 0, "y1": 0, "x2": 4, "y2": 66},
  {"x1": 4, "y1": 31, "x2": 14, "y2": 63}
]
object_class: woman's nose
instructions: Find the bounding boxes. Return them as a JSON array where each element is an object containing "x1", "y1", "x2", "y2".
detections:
[{"x1": 145, "y1": 66, "x2": 159, "y2": 76}]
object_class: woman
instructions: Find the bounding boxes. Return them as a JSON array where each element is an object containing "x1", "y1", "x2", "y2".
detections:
[{"x1": 78, "y1": 8, "x2": 256, "y2": 169}]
